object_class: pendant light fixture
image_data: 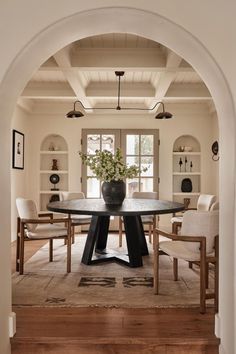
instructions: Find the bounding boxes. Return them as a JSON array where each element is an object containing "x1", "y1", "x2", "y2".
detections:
[{"x1": 66, "y1": 71, "x2": 173, "y2": 119}]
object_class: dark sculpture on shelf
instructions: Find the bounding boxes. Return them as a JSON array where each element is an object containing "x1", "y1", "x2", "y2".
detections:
[
  {"x1": 181, "y1": 178, "x2": 192, "y2": 193},
  {"x1": 51, "y1": 159, "x2": 59, "y2": 170},
  {"x1": 50, "y1": 174, "x2": 60, "y2": 191},
  {"x1": 179, "y1": 157, "x2": 183, "y2": 172}
]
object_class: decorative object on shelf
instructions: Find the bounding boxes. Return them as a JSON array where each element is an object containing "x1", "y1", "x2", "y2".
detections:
[
  {"x1": 181, "y1": 178, "x2": 193, "y2": 193},
  {"x1": 66, "y1": 71, "x2": 173, "y2": 120},
  {"x1": 48, "y1": 142, "x2": 55, "y2": 151},
  {"x1": 179, "y1": 146, "x2": 185, "y2": 152},
  {"x1": 184, "y1": 156, "x2": 188, "y2": 172},
  {"x1": 184, "y1": 146, "x2": 193, "y2": 152},
  {"x1": 190, "y1": 161, "x2": 193, "y2": 172},
  {"x1": 212, "y1": 141, "x2": 219, "y2": 161},
  {"x1": 12, "y1": 129, "x2": 24, "y2": 169},
  {"x1": 79, "y1": 148, "x2": 146, "y2": 205},
  {"x1": 49, "y1": 194, "x2": 60, "y2": 203},
  {"x1": 51, "y1": 159, "x2": 59, "y2": 170},
  {"x1": 179, "y1": 157, "x2": 183, "y2": 172},
  {"x1": 50, "y1": 174, "x2": 60, "y2": 190},
  {"x1": 183, "y1": 197, "x2": 191, "y2": 209}
]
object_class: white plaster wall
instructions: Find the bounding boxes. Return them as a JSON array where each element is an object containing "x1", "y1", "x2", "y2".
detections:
[
  {"x1": 11, "y1": 106, "x2": 30, "y2": 241},
  {"x1": 0, "y1": 3, "x2": 235, "y2": 354},
  {"x1": 18, "y1": 102, "x2": 217, "y2": 230}
]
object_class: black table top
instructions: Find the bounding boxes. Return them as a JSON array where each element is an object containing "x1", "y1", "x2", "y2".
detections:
[{"x1": 47, "y1": 198, "x2": 184, "y2": 216}]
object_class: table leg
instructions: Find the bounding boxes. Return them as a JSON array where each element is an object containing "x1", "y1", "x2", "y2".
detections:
[
  {"x1": 81, "y1": 215, "x2": 100, "y2": 265},
  {"x1": 123, "y1": 215, "x2": 148, "y2": 267},
  {"x1": 95, "y1": 215, "x2": 110, "y2": 251}
]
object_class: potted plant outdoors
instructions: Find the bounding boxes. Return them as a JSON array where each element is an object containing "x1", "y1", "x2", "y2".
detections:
[{"x1": 79, "y1": 148, "x2": 145, "y2": 205}]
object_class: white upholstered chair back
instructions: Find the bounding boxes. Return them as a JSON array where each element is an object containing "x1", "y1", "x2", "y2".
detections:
[
  {"x1": 16, "y1": 198, "x2": 38, "y2": 231},
  {"x1": 132, "y1": 191, "x2": 158, "y2": 200},
  {"x1": 196, "y1": 194, "x2": 216, "y2": 211},
  {"x1": 181, "y1": 210, "x2": 219, "y2": 254},
  {"x1": 60, "y1": 192, "x2": 85, "y2": 201}
]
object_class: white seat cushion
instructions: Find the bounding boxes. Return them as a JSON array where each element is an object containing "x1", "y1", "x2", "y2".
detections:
[
  {"x1": 159, "y1": 240, "x2": 214, "y2": 262},
  {"x1": 26, "y1": 224, "x2": 68, "y2": 239},
  {"x1": 171, "y1": 216, "x2": 183, "y2": 224},
  {"x1": 71, "y1": 214, "x2": 92, "y2": 225},
  {"x1": 141, "y1": 215, "x2": 154, "y2": 223}
]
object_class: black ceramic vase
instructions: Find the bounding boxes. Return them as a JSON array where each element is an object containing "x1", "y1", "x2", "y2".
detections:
[{"x1": 101, "y1": 180, "x2": 126, "y2": 205}]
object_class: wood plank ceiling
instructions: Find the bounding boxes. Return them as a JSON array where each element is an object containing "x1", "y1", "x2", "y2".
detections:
[{"x1": 19, "y1": 33, "x2": 214, "y2": 115}]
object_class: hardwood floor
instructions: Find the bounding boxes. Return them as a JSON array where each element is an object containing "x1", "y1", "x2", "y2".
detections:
[{"x1": 11, "y1": 238, "x2": 220, "y2": 354}]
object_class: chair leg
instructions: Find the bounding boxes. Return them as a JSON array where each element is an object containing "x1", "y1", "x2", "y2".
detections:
[
  {"x1": 148, "y1": 224, "x2": 152, "y2": 243},
  {"x1": 67, "y1": 218, "x2": 72, "y2": 273},
  {"x1": 19, "y1": 225, "x2": 25, "y2": 275},
  {"x1": 214, "y1": 235, "x2": 219, "y2": 313},
  {"x1": 153, "y1": 231, "x2": 159, "y2": 294},
  {"x1": 16, "y1": 217, "x2": 20, "y2": 271},
  {"x1": 71, "y1": 225, "x2": 75, "y2": 244},
  {"x1": 118, "y1": 216, "x2": 122, "y2": 247},
  {"x1": 200, "y1": 240, "x2": 207, "y2": 314},
  {"x1": 205, "y1": 262, "x2": 209, "y2": 289},
  {"x1": 173, "y1": 258, "x2": 178, "y2": 281},
  {"x1": 49, "y1": 239, "x2": 53, "y2": 262},
  {"x1": 16, "y1": 235, "x2": 20, "y2": 271}
]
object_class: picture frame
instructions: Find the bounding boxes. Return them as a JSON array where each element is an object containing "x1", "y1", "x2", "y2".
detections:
[{"x1": 12, "y1": 129, "x2": 24, "y2": 169}]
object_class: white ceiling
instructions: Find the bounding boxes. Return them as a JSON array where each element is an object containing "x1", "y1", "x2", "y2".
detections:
[{"x1": 19, "y1": 33, "x2": 214, "y2": 115}]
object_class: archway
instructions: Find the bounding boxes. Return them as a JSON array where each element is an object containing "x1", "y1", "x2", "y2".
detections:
[{"x1": 0, "y1": 8, "x2": 234, "y2": 354}]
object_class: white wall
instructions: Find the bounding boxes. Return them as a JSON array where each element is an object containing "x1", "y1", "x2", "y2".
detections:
[
  {"x1": 11, "y1": 102, "x2": 218, "y2": 231},
  {"x1": 11, "y1": 106, "x2": 30, "y2": 241},
  {"x1": 0, "y1": 4, "x2": 235, "y2": 354}
]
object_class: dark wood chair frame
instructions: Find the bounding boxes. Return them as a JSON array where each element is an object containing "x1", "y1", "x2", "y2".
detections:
[
  {"x1": 153, "y1": 229, "x2": 219, "y2": 314},
  {"x1": 16, "y1": 213, "x2": 72, "y2": 274}
]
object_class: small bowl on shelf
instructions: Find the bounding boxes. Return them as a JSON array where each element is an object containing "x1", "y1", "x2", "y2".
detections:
[{"x1": 184, "y1": 146, "x2": 193, "y2": 152}]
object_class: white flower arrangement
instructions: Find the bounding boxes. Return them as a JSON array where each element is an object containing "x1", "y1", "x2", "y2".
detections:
[{"x1": 79, "y1": 148, "x2": 146, "y2": 182}]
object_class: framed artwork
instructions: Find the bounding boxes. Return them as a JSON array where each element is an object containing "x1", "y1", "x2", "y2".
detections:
[{"x1": 12, "y1": 129, "x2": 24, "y2": 169}]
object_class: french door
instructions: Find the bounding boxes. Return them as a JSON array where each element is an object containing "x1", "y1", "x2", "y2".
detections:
[{"x1": 81, "y1": 129, "x2": 159, "y2": 198}]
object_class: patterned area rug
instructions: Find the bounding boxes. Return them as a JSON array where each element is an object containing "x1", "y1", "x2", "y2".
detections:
[{"x1": 12, "y1": 234, "x2": 214, "y2": 308}]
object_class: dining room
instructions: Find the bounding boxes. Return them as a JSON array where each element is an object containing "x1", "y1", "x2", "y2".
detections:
[{"x1": 10, "y1": 32, "x2": 220, "y2": 353}]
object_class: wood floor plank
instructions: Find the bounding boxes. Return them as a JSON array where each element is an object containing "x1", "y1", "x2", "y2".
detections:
[{"x1": 11, "y1": 238, "x2": 219, "y2": 354}]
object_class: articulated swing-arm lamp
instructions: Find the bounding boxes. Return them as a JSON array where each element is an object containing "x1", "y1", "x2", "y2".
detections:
[{"x1": 66, "y1": 71, "x2": 173, "y2": 119}]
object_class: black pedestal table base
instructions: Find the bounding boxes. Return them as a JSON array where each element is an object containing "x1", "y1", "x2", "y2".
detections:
[{"x1": 81, "y1": 215, "x2": 148, "y2": 267}]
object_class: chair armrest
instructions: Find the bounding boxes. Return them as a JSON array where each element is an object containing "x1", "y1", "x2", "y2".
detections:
[
  {"x1": 38, "y1": 212, "x2": 53, "y2": 219},
  {"x1": 21, "y1": 218, "x2": 69, "y2": 224},
  {"x1": 155, "y1": 228, "x2": 205, "y2": 243}
]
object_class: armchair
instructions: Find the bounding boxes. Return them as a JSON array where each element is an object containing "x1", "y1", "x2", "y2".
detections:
[
  {"x1": 153, "y1": 210, "x2": 219, "y2": 313},
  {"x1": 16, "y1": 198, "x2": 72, "y2": 274},
  {"x1": 59, "y1": 192, "x2": 92, "y2": 242},
  {"x1": 171, "y1": 194, "x2": 217, "y2": 234}
]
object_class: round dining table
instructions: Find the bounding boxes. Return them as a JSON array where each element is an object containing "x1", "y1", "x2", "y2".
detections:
[{"x1": 47, "y1": 198, "x2": 184, "y2": 268}]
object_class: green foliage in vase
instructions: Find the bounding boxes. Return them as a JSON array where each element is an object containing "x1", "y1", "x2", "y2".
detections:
[{"x1": 79, "y1": 148, "x2": 147, "y2": 182}]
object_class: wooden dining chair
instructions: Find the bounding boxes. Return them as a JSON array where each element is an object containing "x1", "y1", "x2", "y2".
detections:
[
  {"x1": 118, "y1": 191, "x2": 158, "y2": 247},
  {"x1": 60, "y1": 192, "x2": 92, "y2": 242},
  {"x1": 171, "y1": 194, "x2": 217, "y2": 234},
  {"x1": 153, "y1": 209, "x2": 219, "y2": 314},
  {"x1": 16, "y1": 197, "x2": 72, "y2": 274}
]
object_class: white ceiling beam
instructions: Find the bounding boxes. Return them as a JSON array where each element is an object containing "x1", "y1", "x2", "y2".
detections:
[
  {"x1": 147, "y1": 51, "x2": 183, "y2": 110},
  {"x1": 53, "y1": 47, "x2": 92, "y2": 108},
  {"x1": 71, "y1": 48, "x2": 166, "y2": 69},
  {"x1": 166, "y1": 83, "x2": 211, "y2": 98},
  {"x1": 86, "y1": 82, "x2": 155, "y2": 98},
  {"x1": 21, "y1": 82, "x2": 75, "y2": 99},
  {"x1": 38, "y1": 66, "x2": 195, "y2": 73}
]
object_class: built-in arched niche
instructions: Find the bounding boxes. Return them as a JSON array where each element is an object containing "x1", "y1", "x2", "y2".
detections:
[
  {"x1": 172, "y1": 135, "x2": 201, "y2": 208},
  {"x1": 39, "y1": 134, "x2": 68, "y2": 211}
]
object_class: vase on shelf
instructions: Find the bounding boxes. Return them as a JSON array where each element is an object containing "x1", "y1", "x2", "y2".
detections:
[{"x1": 101, "y1": 180, "x2": 126, "y2": 205}]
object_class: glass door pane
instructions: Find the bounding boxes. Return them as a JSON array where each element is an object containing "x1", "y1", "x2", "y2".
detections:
[
  {"x1": 121, "y1": 129, "x2": 159, "y2": 197},
  {"x1": 81, "y1": 129, "x2": 121, "y2": 198}
]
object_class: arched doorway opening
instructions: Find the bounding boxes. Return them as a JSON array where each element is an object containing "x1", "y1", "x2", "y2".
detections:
[{"x1": 0, "y1": 8, "x2": 234, "y2": 354}]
